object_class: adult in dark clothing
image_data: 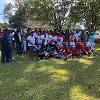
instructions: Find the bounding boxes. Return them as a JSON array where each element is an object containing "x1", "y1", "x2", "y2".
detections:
[
  {"x1": 65, "y1": 30, "x2": 70, "y2": 40},
  {"x1": 14, "y1": 29, "x2": 23, "y2": 56},
  {"x1": 8, "y1": 30, "x2": 13, "y2": 60},
  {"x1": 1, "y1": 29, "x2": 13, "y2": 63},
  {"x1": 0, "y1": 28, "x2": 3, "y2": 50},
  {"x1": 38, "y1": 41, "x2": 45, "y2": 59},
  {"x1": 44, "y1": 44, "x2": 51, "y2": 59}
]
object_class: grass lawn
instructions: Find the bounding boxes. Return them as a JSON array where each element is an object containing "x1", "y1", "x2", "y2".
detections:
[{"x1": 0, "y1": 44, "x2": 100, "y2": 100}]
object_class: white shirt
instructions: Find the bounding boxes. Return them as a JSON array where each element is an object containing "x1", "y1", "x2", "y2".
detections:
[
  {"x1": 27, "y1": 35, "x2": 35, "y2": 46},
  {"x1": 46, "y1": 33, "x2": 49, "y2": 38},
  {"x1": 54, "y1": 36, "x2": 58, "y2": 41},
  {"x1": 37, "y1": 35, "x2": 42, "y2": 44},
  {"x1": 33, "y1": 32, "x2": 38, "y2": 38},
  {"x1": 48, "y1": 35, "x2": 53, "y2": 43},
  {"x1": 41, "y1": 35, "x2": 45, "y2": 40},
  {"x1": 45, "y1": 36, "x2": 49, "y2": 43}
]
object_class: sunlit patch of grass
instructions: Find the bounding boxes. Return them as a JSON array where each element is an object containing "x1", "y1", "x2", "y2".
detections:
[
  {"x1": 82, "y1": 55, "x2": 93, "y2": 59},
  {"x1": 50, "y1": 58, "x2": 66, "y2": 64},
  {"x1": 79, "y1": 58, "x2": 93, "y2": 65},
  {"x1": 51, "y1": 74, "x2": 69, "y2": 81},
  {"x1": 70, "y1": 86, "x2": 100, "y2": 100},
  {"x1": 53, "y1": 69, "x2": 68, "y2": 75},
  {"x1": 50, "y1": 69, "x2": 70, "y2": 81},
  {"x1": 37, "y1": 66, "x2": 70, "y2": 82},
  {"x1": 39, "y1": 58, "x2": 66, "y2": 66},
  {"x1": 96, "y1": 47, "x2": 100, "y2": 51}
]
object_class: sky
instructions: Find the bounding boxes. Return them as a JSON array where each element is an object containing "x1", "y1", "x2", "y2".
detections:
[{"x1": 0, "y1": 0, "x2": 13, "y2": 23}]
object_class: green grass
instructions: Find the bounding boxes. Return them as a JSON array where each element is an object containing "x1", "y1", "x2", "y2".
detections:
[{"x1": 0, "y1": 44, "x2": 100, "y2": 100}]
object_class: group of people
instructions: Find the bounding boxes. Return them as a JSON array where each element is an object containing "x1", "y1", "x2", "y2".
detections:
[{"x1": 0, "y1": 28, "x2": 95, "y2": 63}]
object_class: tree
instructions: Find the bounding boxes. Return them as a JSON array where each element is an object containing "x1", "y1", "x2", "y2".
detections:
[
  {"x1": 68, "y1": 0, "x2": 100, "y2": 31},
  {"x1": 4, "y1": 0, "x2": 74, "y2": 30},
  {"x1": 4, "y1": 0, "x2": 100, "y2": 31},
  {"x1": 9, "y1": 6, "x2": 27, "y2": 28},
  {"x1": 27, "y1": 0, "x2": 74, "y2": 30},
  {"x1": 3, "y1": 3, "x2": 13, "y2": 22}
]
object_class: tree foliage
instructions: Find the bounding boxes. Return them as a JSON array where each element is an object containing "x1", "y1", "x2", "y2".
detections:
[
  {"x1": 3, "y1": 0, "x2": 73, "y2": 30},
  {"x1": 69, "y1": 0, "x2": 100, "y2": 31},
  {"x1": 3, "y1": 3, "x2": 13, "y2": 21},
  {"x1": 3, "y1": 0, "x2": 100, "y2": 31}
]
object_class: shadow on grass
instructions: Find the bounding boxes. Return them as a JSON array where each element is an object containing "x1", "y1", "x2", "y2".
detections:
[
  {"x1": 36, "y1": 57, "x2": 100, "y2": 100},
  {"x1": 0, "y1": 50, "x2": 100, "y2": 100}
]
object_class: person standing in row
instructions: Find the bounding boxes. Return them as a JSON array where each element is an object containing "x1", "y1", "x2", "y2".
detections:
[
  {"x1": 0, "y1": 28, "x2": 3, "y2": 50},
  {"x1": 1, "y1": 29, "x2": 13, "y2": 63},
  {"x1": 27, "y1": 31, "x2": 35, "y2": 57},
  {"x1": 14, "y1": 29, "x2": 23, "y2": 56},
  {"x1": 22, "y1": 33, "x2": 27, "y2": 53}
]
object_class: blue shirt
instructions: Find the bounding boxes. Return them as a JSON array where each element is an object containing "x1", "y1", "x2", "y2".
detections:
[{"x1": 89, "y1": 35, "x2": 95, "y2": 43}]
